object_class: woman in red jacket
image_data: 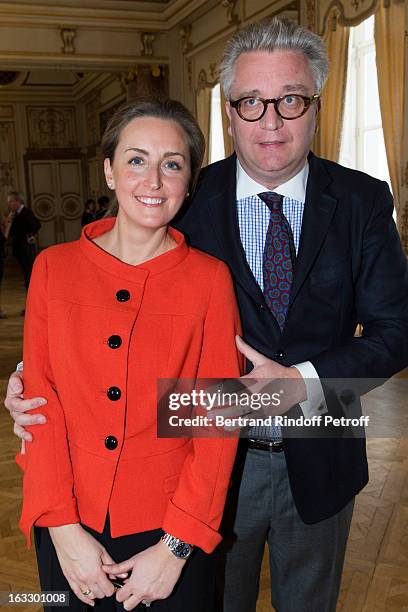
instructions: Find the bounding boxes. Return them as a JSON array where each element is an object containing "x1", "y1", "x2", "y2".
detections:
[{"x1": 19, "y1": 98, "x2": 242, "y2": 611}]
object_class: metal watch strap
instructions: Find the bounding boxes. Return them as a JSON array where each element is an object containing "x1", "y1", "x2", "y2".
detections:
[{"x1": 161, "y1": 533, "x2": 194, "y2": 559}]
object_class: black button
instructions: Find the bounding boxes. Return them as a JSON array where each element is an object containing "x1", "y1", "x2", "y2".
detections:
[
  {"x1": 107, "y1": 386, "x2": 121, "y2": 401},
  {"x1": 116, "y1": 289, "x2": 130, "y2": 302},
  {"x1": 256, "y1": 303, "x2": 266, "y2": 311},
  {"x1": 105, "y1": 436, "x2": 118, "y2": 450},
  {"x1": 108, "y1": 335, "x2": 122, "y2": 349},
  {"x1": 274, "y1": 350, "x2": 287, "y2": 361}
]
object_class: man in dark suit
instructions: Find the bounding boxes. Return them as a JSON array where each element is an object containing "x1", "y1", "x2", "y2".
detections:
[
  {"x1": 8, "y1": 191, "x2": 41, "y2": 291},
  {"x1": 5, "y1": 17, "x2": 408, "y2": 612},
  {"x1": 175, "y1": 16, "x2": 408, "y2": 612}
]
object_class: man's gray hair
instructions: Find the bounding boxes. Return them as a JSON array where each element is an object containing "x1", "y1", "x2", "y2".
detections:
[{"x1": 218, "y1": 17, "x2": 329, "y2": 98}]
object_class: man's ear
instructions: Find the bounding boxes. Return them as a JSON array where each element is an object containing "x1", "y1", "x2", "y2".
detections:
[{"x1": 225, "y1": 100, "x2": 232, "y2": 136}]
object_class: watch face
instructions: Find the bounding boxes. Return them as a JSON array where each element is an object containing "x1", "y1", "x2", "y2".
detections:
[{"x1": 175, "y1": 542, "x2": 191, "y2": 558}]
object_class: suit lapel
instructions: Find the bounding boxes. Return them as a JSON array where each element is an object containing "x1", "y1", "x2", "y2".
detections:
[
  {"x1": 205, "y1": 155, "x2": 265, "y2": 304},
  {"x1": 289, "y1": 154, "x2": 338, "y2": 307}
]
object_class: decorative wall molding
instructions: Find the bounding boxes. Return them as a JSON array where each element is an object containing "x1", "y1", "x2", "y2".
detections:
[
  {"x1": 196, "y1": 68, "x2": 217, "y2": 93},
  {"x1": 27, "y1": 106, "x2": 76, "y2": 148},
  {"x1": 0, "y1": 121, "x2": 17, "y2": 189},
  {"x1": 179, "y1": 24, "x2": 193, "y2": 53},
  {"x1": 318, "y1": 0, "x2": 380, "y2": 37},
  {"x1": 221, "y1": 0, "x2": 240, "y2": 25},
  {"x1": 0, "y1": 0, "x2": 216, "y2": 32},
  {"x1": 60, "y1": 28, "x2": 77, "y2": 54},
  {"x1": 306, "y1": 0, "x2": 317, "y2": 30},
  {"x1": 141, "y1": 32, "x2": 156, "y2": 57},
  {"x1": 187, "y1": 60, "x2": 193, "y2": 91}
]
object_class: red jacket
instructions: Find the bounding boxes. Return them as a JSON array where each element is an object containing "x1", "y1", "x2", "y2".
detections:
[{"x1": 19, "y1": 218, "x2": 243, "y2": 553}]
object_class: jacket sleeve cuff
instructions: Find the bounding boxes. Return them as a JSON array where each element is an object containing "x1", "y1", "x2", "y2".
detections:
[
  {"x1": 19, "y1": 499, "x2": 80, "y2": 548},
  {"x1": 16, "y1": 452, "x2": 26, "y2": 471},
  {"x1": 162, "y1": 499, "x2": 222, "y2": 554}
]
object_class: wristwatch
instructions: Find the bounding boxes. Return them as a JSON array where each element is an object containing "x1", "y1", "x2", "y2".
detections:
[{"x1": 161, "y1": 532, "x2": 194, "y2": 559}]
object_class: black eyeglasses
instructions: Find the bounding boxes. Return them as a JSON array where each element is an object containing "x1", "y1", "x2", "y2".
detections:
[{"x1": 230, "y1": 94, "x2": 320, "y2": 122}]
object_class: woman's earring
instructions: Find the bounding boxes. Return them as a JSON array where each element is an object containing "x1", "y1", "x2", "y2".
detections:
[{"x1": 108, "y1": 182, "x2": 114, "y2": 189}]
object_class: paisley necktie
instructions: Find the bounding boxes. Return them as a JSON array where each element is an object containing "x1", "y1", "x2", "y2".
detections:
[{"x1": 259, "y1": 191, "x2": 295, "y2": 330}]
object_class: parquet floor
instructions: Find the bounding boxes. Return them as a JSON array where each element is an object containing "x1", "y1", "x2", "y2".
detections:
[{"x1": 0, "y1": 256, "x2": 407, "y2": 611}]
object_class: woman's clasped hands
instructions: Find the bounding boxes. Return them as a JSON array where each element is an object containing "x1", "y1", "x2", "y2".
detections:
[{"x1": 49, "y1": 524, "x2": 185, "y2": 610}]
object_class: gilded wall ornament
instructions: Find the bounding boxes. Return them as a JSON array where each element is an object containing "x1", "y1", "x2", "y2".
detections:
[
  {"x1": 60, "y1": 28, "x2": 77, "y2": 54},
  {"x1": 27, "y1": 107, "x2": 76, "y2": 148},
  {"x1": 141, "y1": 33, "x2": 155, "y2": 57},
  {"x1": 221, "y1": 0, "x2": 239, "y2": 25},
  {"x1": 179, "y1": 25, "x2": 192, "y2": 53},
  {"x1": 306, "y1": 0, "x2": 316, "y2": 31},
  {"x1": 187, "y1": 60, "x2": 193, "y2": 91}
]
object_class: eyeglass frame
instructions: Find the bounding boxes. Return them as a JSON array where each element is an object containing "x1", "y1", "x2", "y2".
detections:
[{"x1": 229, "y1": 94, "x2": 321, "y2": 122}]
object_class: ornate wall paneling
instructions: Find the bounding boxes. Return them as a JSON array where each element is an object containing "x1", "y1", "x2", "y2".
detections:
[
  {"x1": 27, "y1": 106, "x2": 77, "y2": 149},
  {"x1": 0, "y1": 105, "x2": 20, "y2": 214},
  {"x1": 26, "y1": 154, "x2": 84, "y2": 248},
  {"x1": 314, "y1": 0, "x2": 380, "y2": 36}
]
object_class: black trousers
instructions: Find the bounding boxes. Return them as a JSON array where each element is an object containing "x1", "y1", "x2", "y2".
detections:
[
  {"x1": 14, "y1": 244, "x2": 37, "y2": 289},
  {"x1": 34, "y1": 520, "x2": 216, "y2": 612}
]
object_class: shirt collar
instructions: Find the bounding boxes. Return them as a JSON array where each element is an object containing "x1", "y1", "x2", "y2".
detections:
[
  {"x1": 17, "y1": 204, "x2": 25, "y2": 214},
  {"x1": 236, "y1": 159, "x2": 309, "y2": 202}
]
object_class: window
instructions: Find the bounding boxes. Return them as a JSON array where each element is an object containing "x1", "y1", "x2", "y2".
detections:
[
  {"x1": 339, "y1": 16, "x2": 392, "y2": 192},
  {"x1": 209, "y1": 83, "x2": 225, "y2": 164}
]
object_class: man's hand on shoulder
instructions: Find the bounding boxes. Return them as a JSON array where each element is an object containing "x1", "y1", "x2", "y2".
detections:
[{"x1": 4, "y1": 370, "x2": 47, "y2": 442}]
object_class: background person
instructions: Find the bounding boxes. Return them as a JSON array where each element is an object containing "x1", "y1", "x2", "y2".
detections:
[
  {"x1": 95, "y1": 195, "x2": 110, "y2": 220},
  {"x1": 17, "y1": 98, "x2": 242, "y2": 611},
  {"x1": 81, "y1": 198, "x2": 97, "y2": 227},
  {"x1": 7, "y1": 191, "x2": 41, "y2": 306},
  {"x1": 0, "y1": 210, "x2": 13, "y2": 319}
]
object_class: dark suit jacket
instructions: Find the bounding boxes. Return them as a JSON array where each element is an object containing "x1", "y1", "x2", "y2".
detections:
[
  {"x1": 10, "y1": 206, "x2": 41, "y2": 256},
  {"x1": 174, "y1": 152, "x2": 408, "y2": 524}
]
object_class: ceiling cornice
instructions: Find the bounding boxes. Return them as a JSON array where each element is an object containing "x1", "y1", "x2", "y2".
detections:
[
  {"x1": 0, "y1": 0, "x2": 211, "y2": 31},
  {"x1": 0, "y1": 51, "x2": 168, "y2": 72}
]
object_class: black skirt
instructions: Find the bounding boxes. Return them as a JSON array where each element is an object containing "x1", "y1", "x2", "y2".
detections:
[{"x1": 34, "y1": 518, "x2": 216, "y2": 612}]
